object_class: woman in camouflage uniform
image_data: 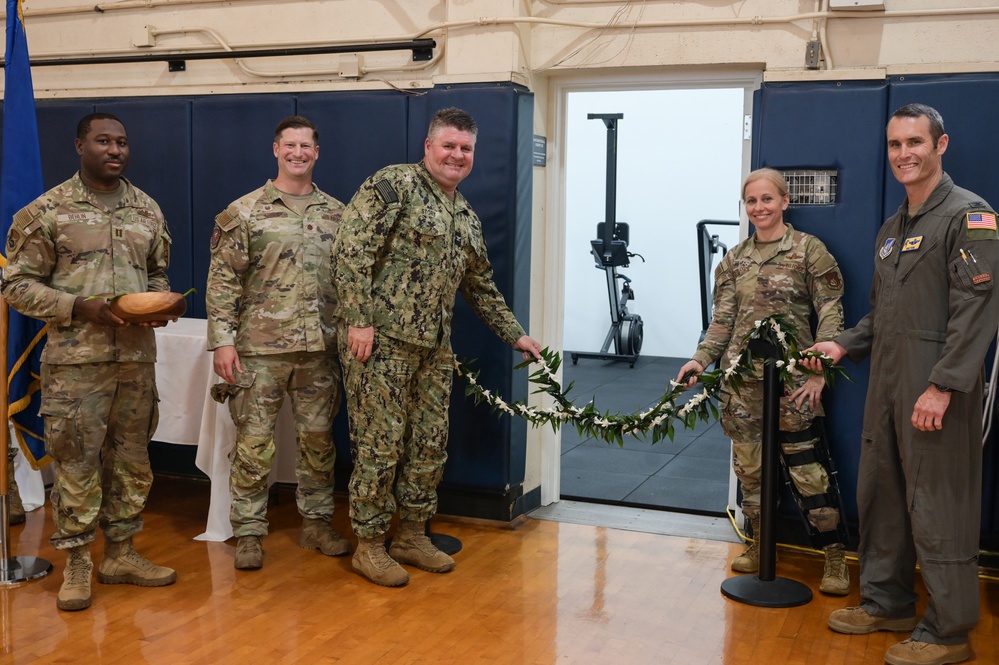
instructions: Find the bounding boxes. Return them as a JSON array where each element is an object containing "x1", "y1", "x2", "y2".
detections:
[{"x1": 676, "y1": 168, "x2": 850, "y2": 595}]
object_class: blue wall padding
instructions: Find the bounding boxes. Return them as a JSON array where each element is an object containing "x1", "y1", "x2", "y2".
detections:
[{"x1": 1, "y1": 83, "x2": 534, "y2": 519}]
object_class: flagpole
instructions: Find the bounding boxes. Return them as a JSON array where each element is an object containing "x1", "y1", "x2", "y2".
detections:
[{"x1": 0, "y1": 287, "x2": 50, "y2": 583}]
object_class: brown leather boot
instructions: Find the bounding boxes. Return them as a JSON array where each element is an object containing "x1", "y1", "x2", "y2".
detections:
[
  {"x1": 57, "y1": 546, "x2": 93, "y2": 611},
  {"x1": 97, "y1": 536, "x2": 176, "y2": 586},
  {"x1": 352, "y1": 536, "x2": 409, "y2": 587},
  {"x1": 389, "y1": 520, "x2": 455, "y2": 573},
  {"x1": 300, "y1": 518, "x2": 351, "y2": 556}
]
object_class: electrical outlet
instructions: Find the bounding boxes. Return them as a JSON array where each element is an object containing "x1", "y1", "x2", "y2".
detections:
[{"x1": 805, "y1": 40, "x2": 821, "y2": 70}]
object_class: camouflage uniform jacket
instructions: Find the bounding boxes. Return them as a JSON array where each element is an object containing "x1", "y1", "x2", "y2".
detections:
[
  {"x1": 207, "y1": 180, "x2": 344, "y2": 354},
  {"x1": 334, "y1": 162, "x2": 525, "y2": 348},
  {"x1": 692, "y1": 225, "x2": 844, "y2": 382},
  {"x1": 2, "y1": 174, "x2": 172, "y2": 365}
]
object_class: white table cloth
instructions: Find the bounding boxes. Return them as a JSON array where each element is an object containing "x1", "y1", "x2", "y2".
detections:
[{"x1": 153, "y1": 318, "x2": 296, "y2": 542}]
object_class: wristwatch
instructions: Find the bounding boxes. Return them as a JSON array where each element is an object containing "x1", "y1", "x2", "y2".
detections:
[{"x1": 932, "y1": 383, "x2": 952, "y2": 393}]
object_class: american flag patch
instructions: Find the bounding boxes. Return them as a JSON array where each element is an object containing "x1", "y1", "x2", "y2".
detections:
[{"x1": 967, "y1": 212, "x2": 997, "y2": 230}]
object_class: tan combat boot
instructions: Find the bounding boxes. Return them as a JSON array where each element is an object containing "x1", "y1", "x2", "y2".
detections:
[
  {"x1": 57, "y1": 546, "x2": 93, "y2": 611},
  {"x1": 234, "y1": 535, "x2": 264, "y2": 570},
  {"x1": 731, "y1": 517, "x2": 761, "y2": 573},
  {"x1": 389, "y1": 520, "x2": 455, "y2": 573},
  {"x1": 97, "y1": 536, "x2": 177, "y2": 586},
  {"x1": 828, "y1": 606, "x2": 918, "y2": 634},
  {"x1": 820, "y1": 544, "x2": 850, "y2": 595},
  {"x1": 7, "y1": 479, "x2": 25, "y2": 526},
  {"x1": 884, "y1": 638, "x2": 971, "y2": 665},
  {"x1": 352, "y1": 535, "x2": 409, "y2": 587},
  {"x1": 300, "y1": 518, "x2": 351, "y2": 557}
]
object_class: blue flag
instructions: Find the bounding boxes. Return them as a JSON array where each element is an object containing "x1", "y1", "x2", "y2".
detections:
[{"x1": 1, "y1": 0, "x2": 48, "y2": 468}]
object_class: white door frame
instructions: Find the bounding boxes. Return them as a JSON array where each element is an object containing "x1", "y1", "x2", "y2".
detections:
[{"x1": 538, "y1": 67, "x2": 761, "y2": 508}]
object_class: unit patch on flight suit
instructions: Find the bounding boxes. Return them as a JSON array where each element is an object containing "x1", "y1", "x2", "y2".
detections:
[{"x1": 879, "y1": 237, "x2": 896, "y2": 260}]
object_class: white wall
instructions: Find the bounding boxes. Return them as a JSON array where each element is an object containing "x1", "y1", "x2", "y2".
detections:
[{"x1": 562, "y1": 88, "x2": 743, "y2": 358}]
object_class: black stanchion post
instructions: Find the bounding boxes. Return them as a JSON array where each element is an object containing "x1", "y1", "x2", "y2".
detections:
[{"x1": 719, "y1": 338, "x2": 812, "y2": 607}]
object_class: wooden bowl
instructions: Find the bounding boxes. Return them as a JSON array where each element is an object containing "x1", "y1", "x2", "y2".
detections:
[{"x1": 109, "y1": 292, "x2": 188, "y2": 323}]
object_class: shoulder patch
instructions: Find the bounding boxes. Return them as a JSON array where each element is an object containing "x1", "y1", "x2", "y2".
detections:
[
  {"x1": 210, "y1": 225, "x2": 223, "y2": 250},
  {"x1": 374, "y1": 179, "x2": 399, "y2": 205},
  {"x1": 967, "y1": 210, "x2": 999, "y2": 241},
  {"x1": 214, "y1": 207, "x2": 241, "y2": 232},
  {"x1": 967, "y1": 211, "x2": 997, "y2": 231},
  {"x1": 6, "y1": 206, "x2": 43, "y2": 255}
]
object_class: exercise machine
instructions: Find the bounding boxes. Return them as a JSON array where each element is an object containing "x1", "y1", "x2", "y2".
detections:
[
  {"x1": 695, "y1": 219, "x2": 738, "y2": 339},
  {"x1": 570, "y1": 113, "x2": 645, "y2": 368}
]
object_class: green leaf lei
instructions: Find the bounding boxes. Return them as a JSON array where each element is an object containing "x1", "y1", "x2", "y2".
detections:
[{"x1": 454, "y1": 315, "x2": 849, "y2": 447}]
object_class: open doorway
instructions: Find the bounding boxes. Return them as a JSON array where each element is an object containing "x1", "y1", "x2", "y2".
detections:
[{"x1": 549, "y1": 73, "x2": 758, "y2": 516}]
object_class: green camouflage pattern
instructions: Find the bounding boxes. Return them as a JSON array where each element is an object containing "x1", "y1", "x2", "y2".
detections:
[
  {"x1": 226, "y1": 351, "x2": 341, "y2": 537},
  {"x1": 693, "y1": 225, "x2": 844, "y2": 531},
  {"x1": 7, "y1": 447, "x2": 21, "y2": 508},
  {"x1": 40, "y1": 362, "x2": 158, "y2": 550},
  {"x1": 333, "y1": 162, "x2": 525, "y2": 349},
  {"x1": 2, "y1": 174, "x2": 172, "y2": 364},
  {"x1": 337, "y1": 327, "x2": 452, "y2": 539},
  {"x1": 206, "y1": 180, "x2": 344, "y2": 354}
]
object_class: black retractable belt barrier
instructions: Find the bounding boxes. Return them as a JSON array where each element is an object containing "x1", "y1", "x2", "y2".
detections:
[{"x1": 719, "y1": 339, "x2": 812, "y2": 608}]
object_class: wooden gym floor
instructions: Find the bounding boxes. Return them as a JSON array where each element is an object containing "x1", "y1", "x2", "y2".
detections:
[{"x1": 3, "y1": 476, "x2": 998, "y2": 664}]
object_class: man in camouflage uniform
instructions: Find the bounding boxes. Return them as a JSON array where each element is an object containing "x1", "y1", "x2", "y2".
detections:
[
  {"x1": 2, "y1": 112, "x2": 177, "y2": 611},
  {"x1": 677, "y1": 168, "x2": 850, "y2": 595},
  {"x1": 334, "y1": 107, "x2": 543, "y2": 586},
  {"x1": 207, "y1": 116, "x2": 349, "y2": 571}
]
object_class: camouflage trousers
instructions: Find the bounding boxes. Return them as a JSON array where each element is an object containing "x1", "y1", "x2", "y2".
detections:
[
  {"x1": 225, "y1": 351, "x2": 341, "y2": 538},
  {"x1": 721, "y1": 379, "x2": 841, "y2": 533},
  {"x1": 39, "y1": 362, "x2": 158, "y2": 550},
  {"x1": 6, "y1": 446, "x2": 17, "y2": 489},
  {"x1": 338, "y1": 328, "x2": 452, "y2": 539}
]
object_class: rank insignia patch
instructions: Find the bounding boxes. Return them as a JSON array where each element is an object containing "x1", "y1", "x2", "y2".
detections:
[
  {"x1": 879, "y1": 238, "x2": 896, "y2": 260},
  {"x1": 901, "y1": 236, "x2": 923, "y2": 252}
]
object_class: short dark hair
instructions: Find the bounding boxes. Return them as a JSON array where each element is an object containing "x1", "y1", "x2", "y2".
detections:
[
  {"x1": 427, "y1": 107, "x2": 478, "y2": 141},
  {"x1": 274, "y1": 115, "x2": 318, "y2": 144},
  {"x1": 891, "y1": 103, "x2": 946, "y2": 146},
  {"x1": 77, "y1": 112, "x2": 125, "y2": 141}
]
